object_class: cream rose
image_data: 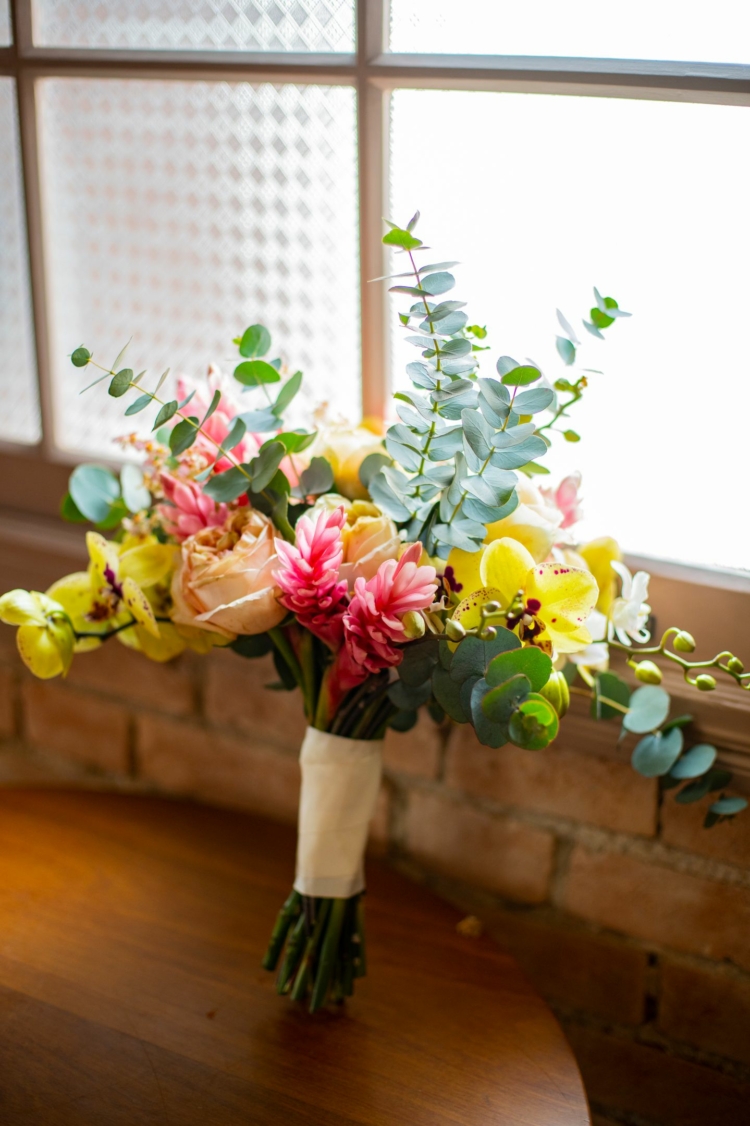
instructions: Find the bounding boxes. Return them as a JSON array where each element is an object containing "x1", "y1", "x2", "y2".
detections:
[
  {"x1": 309, "y1": 422, "x2": 386, "y2": 500},
  {"x1": 339, "y1": 501, "x2": 400, "y2": 587},
  {"x1": 170, "y1": 508, "x2": 286, "y2": 637}
]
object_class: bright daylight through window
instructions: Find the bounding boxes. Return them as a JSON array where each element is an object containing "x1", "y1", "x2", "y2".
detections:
[{"x1": 0, "y1": 0, "x2": 747, "y2": 578}]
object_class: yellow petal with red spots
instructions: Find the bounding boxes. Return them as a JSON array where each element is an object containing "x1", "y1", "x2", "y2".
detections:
[
  {"x1": 86, "y1": 531, "x2": 120, "y2": 589},
  {"x1": 452, "y1": 587, "x2": 505, "y2": 636},
  {"x1": 445, "y1": 547, "x2": 485, "y2": 600},
  {"x1": 121, "y1": 576, "x2": 160, "y2": 638},
  {"x1": 479, "y1": 538, "x2": 535, "y2": 607},
  {"x1": 525, "y1": 562, "x2": 598, "y2": 653}
]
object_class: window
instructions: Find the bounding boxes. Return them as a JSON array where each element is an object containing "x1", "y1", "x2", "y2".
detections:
[{"x1": 0, "y1": 0, "x2": 748, "y2": 581}]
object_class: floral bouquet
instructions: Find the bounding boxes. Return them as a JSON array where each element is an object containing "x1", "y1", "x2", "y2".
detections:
[{"x1": 2, "y1": 216, "x2": 748, "y2": 1013}]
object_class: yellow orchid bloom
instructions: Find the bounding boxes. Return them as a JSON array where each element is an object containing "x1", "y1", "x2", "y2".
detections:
[
  {"x1": 450, "y1": 537, "x2": 598, "y2": 655},
  {"x1": 83, "y1": 531, "x2": 177, "y2": 638},
  {"x1": 578, "y1": 536, "x2": 622, "y2": 615},
  {"x1": 0, "y1": 589, "x2": 75, "y2": 678}
]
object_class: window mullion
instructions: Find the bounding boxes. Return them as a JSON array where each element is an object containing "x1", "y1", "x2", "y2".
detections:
[{"x1": 356, "y1": 0, "x2": 388, "y2": 420}]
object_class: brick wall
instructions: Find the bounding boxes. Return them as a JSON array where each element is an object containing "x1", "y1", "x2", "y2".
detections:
[{"x1": 2, "y1": 547, "x2": 750, "y2": 1125}]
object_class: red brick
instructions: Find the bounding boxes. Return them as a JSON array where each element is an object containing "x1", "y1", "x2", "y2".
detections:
[
  {"x1": 446, "y1": 724, "x2": 657, "y2": 836},
  {"x1": 563, "y1": 846, "x2": 750, "y2": 971},
  {"x1": 22, "y1": 680, "x2": 129, "y2": 774},
  {"x1": 566, "y1": 1023, "x2": 750, "y2": 1126},
  {"x1": 658, "y1": 958, "x2": 750, "y2": 1067},
  {"x1": 136, "y1": 713, "x2": 300, "y2": 823},
  {"x1": 405, "y1": 789, "x2": 554, "y2": 904},
  {"x1": 0, "y1": 665, "x2": 16, "y2": 738},
  {"x1": 662, "y1": 797, "x2": 750, "y2": 868},
  {"x1": 67, "y1": 640, "x2": 196, "y2": 717},
  {"x1": 383, "y1": 712, "x2": 441, "y2": 779},
  {"x1": 478, "y1": 905, "x2": 648, "y2": 1025},
  {"x1": 204, "y1": 650, "x2": 306, "y2": 752}
]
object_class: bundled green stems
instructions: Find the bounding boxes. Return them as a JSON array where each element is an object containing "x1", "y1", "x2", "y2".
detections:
[{"x1": 263, "y1": 890, "x2": 366, "y2": 1012}]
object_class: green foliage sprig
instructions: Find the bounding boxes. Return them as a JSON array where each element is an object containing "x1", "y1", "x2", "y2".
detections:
[{"x1": 370, "y1": 216, "x2": 628, "y2": 556}]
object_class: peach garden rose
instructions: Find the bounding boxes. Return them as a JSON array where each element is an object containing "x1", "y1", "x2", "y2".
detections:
[{"x1": 170, "y1": 507, "x2": 286, "y2": 638}]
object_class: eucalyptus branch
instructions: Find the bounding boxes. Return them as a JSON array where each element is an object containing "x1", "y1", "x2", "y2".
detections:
[{"x1": 86, "y1": 358, "x2": 254, "y2": 484}]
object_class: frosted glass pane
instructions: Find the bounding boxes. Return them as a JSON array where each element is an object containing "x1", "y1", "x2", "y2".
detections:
[
  {"x1": 38, "y1": 79, "x2": 359, "y2": 458},
  {"x1": 33, "y1": 0, "x2": 354, "y2": 52},
  {"x1": 390, "y1": 91, "x2": 750, "y2": 571},
  {"x1": 0, "y1": 81, "x2": 41, "y2": 445},
  {"x1": 0, "y1": 0, "x2": 11, "y2": 46},
  {"x1": 390, "y1": 0, "x2": 750, "y2": 65}
]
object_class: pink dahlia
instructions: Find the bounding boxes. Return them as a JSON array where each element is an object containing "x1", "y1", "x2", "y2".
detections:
[
  {"x1": 341, "y1": 543, "x2": 437, "y2": 678},
  {"x1": 274, "y1": 507, "x2": 349, "y2": 649},
  {"x1": 158, "y1": 473, "x2": 228, "y2": 541}
]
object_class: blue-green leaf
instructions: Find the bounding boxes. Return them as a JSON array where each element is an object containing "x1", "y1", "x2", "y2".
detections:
[
  {"x1": 421, "y1": 271, "x2": 455, "y2": 296},
  {"x1": 632, "y1": 728, "x2": 683, "y2": 777},
  {"x1": 120, "y1": 464, "x2": 150, "y2": 513},
  {"x1": 622, "y1": 685, "x2": 671, "y2": 734},
  {"x1": 69, "y1": 464, "x2": 120, "y2": 524},
  {"x1": 709, "y1": 796, "x2": 748, "y2": 816},
  {"x1": 669, "y1": 744, "x2": 717, "y2": 779},
  {"x1": 124, "y1": 393, "x2": 152, "y2": 416},
  {"x1": 513, "y1": 387, "x2": 554, "y2": 414},
  {"x1": 203, "y1": 467, "x2": 251, "y2": 503},
  {"x1": 169, "y1": 417, "x2": 199, "y2": 455}
]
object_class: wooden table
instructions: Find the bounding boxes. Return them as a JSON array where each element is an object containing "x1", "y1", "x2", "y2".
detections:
[{"x1": 0, "y1": 790, "x2": 590, "y2": 1125}]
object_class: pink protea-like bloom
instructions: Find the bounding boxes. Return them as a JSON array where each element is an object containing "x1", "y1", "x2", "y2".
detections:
[
  {"x1": 158, "y1": 473, "x2": 228, "y2": 541},
  {"x1": 274, "y1": 507, "x2": 349, "y2": 649},
  {"x1": 341, "y1": 542, "x2": 437, "y2": 679},
  {"x1": 542, "y1": 472, "x2": 584, "y2": 531}
]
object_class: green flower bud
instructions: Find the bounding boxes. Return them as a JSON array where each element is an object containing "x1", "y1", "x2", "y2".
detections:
[
  {"x1": 695, "y1": 674, "x2": 717, "y2": 692},
  {"x1": 539, "y1": 669, "x2": 570, "y2": 718},
  {"x1": 445, "y1": 618, "x2": 466, "y2": 642},
  {"x1": 479, "y1": 626, "x2": 497, "y2": 641},
  {"x1": 634, "y1": 660, "x2": 662, "y2": 685},
  {"x1": 481, "y1": 601, "x2": 501, "y2": 616},
  {"x1": 727, "y1": 656, "x2": 745, "y2": 674},
  {"x1": 673, "y1": 631, "x2": 696, "y2": 653},
  {"x1": 402, "y1": 610, "x2": 426, "y2": 640}
]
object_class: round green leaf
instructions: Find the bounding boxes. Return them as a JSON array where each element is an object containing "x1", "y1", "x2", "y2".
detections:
[
  {"x1": 71, "y1": 346, "x2": 91, "y2": 368},
  {"x1": 234, "y1": 360, "x2": 282, "y2": 387},
  {"x1": 202, "y1": 467, "x2": 251, "y2": 503},
  {"x1": 482, "y1": 673, "x2": 531, "y2": 724},
  {"x1": 120, "y1": 463, "x2": 151, "y2": 513},
  {"x1": 500, "y1": 365, "x2": 541, "y2": 387},
  {"x1": 59, "y1": 492, "x2": 87, "y2": 524},
  {"x1": 709, "y1": 796, "x2": 748, "y2": 816},
  {"x1": 556, "y1": 336, "x2": 575, "y2": 365},
  {"x1": 622, "y1": 685, "x2": 671, "y2": 734},
  {"x1": 109, "y1": 368, "x2": 133, "y2": 397},
  {"x1": 669, "y1": 743, "x2": 717, "y2": 780},
  {"x1": 420, "y1": 271, "x2": 454, "y2": 295},
  {"x1": 486, "y1": 647, "x2": 552, "y2": 693},
  {"x1": 631, "y1": 727, "x2": 683, "y2": 778},
  {"x1": 169, "y1": 416, "x2": 199, "y2": 456},
  {"x1": 509, "y1": 694, "x2": 559, "y2": 750},
  {"x1": 238, "y1": 324, "x2": 271, "y2": 359},
  {"x1": 69, "y1": 463, "x2": 120, "y2": 524}
]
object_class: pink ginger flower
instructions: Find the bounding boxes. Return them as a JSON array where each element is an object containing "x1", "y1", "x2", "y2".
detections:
[
  {"x1": 542, "y1": 471, "x2": 584, "y2": 531},
  {"x1": 158, "y1": 473, "x2": 228, "y2": 541},
  {"x1": 274, "y1": 507, "x2": 349, "y2": 649},
  {"x1": 340, "y1": 543, "x2": 437, "y2": 681}
]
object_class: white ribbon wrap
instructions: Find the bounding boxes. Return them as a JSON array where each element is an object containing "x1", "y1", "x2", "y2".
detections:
[{"x1": 293, "y1": 727, "x2": 384, "y2": 899}]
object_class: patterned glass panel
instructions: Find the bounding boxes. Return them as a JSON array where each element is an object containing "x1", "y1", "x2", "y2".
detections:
[
  {"x1": 390, "y1": 0, "x2": 750, "y2": 65},
  {"x1": 0, "y1": 80, "x2": 41, "y2": 445},
  {"x1": 0, "y1": 0, "x2": 11, "y2": 46},
  {"x1": 390, "y1": 90, "x2": 750, "y2": 570},
  {"x1": 33, "y1": 0, "x2": 354, "y2": 52},
  {"x1": 38, "y1": 79, "x2": 359, "y2": 457}
]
